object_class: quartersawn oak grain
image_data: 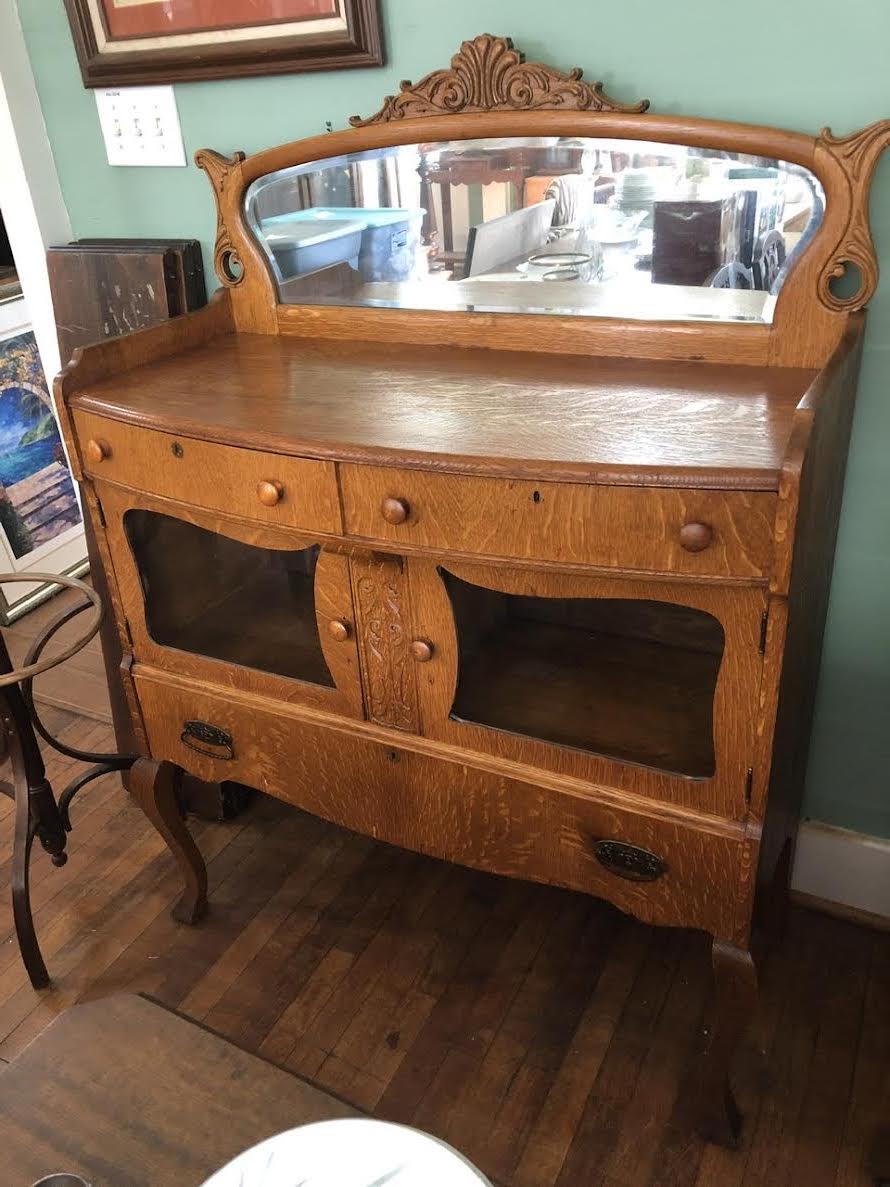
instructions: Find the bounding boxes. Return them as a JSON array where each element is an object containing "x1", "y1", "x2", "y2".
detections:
[{"x1": 70, "y1": 334, "x2": 815, "y2": 490}]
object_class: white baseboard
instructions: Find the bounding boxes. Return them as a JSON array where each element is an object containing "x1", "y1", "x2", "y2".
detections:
[{"x1": 791, "y1": 821, "x2": 890, "y2": 923}]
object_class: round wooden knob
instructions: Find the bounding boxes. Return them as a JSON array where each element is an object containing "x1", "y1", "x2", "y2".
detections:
[
  {"x1": 411, "y1": 639, "x2": 434, "y2": 663},
  {"x1": 257, "y1": 480, "x2": 284, "y2": 507},
  {"x1": 381, "y1": 497, "x2": 409, "y2": 526},
  {"x1": 327, "y1": 618, "x2": 351, "y2": 642},
  {"x1": 85, "y1": 438, "x2": 110, "y2": 465},
  {"x1": 679, "y1": 522, "x2": 713, "y2": 552}
]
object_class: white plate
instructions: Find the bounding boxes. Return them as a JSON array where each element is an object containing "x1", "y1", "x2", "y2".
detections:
[{"x1": 201, "y1": 1118, "x2": 492, "y2": 1187}]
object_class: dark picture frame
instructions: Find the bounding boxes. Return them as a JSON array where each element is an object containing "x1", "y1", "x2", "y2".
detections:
[{"x1": 63, "y1": 0, "x2": 383, "y2": 88}]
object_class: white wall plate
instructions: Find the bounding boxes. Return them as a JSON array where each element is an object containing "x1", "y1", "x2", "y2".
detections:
[{"x1": 95, "y1": 84, "x2": 186, "y2": 167}]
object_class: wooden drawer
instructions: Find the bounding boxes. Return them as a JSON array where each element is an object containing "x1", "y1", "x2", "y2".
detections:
[
  {"x1": 134, "y1": 668, "x2": 753, "y2": 943},
  {"x1": 73, "y1": 410, "x2": 341, "y2": 534},
  {"x1": 340, "y1": 464, "x2": 776, "y2": 578}
]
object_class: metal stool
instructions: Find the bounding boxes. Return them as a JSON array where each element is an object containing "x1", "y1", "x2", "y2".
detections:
[{"x1": 0, "y1": 572, "x2": 137, "y2": 989}]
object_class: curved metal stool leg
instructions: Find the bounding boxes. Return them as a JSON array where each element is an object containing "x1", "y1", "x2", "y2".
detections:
[
  {"x1": 0, "y1": 582, "x2": 136, "y2": 989},
  {"x1": 3, "y1": 688, "x2": 52, "y2": 989}
]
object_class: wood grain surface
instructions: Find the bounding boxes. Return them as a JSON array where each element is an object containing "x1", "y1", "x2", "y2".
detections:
[
  {"x1": 74, "y1": 407, "x2": 342, "y2": 535},
  {"x1": 133, "y1": 667, "x2": 753, "y2": 943},
  {"x1": 69, "y1": 334, "x2": 816, "y2": 488},
  {"x1": 340, "y1": 464, "x2": 777, "y2": 578}
]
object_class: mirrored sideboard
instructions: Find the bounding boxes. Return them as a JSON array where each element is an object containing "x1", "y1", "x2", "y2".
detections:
[{"x1": 55, "y1": 34, "x2": 890, "y2": 1154}]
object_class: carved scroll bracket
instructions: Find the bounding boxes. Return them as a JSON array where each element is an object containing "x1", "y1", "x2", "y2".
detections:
[
  {"x1": 816, "y1": 119, "x2": 890, "y2": 313},
  {"x1": 194, "y1": 148, "x2": 247, "y2": 288},
  {"x1": 350, "y1": 33, "x2": 649, "y2": 127}
]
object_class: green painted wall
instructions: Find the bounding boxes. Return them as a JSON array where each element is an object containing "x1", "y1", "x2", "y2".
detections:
[{"x1": 15, "y1": 0, "x2": 890, "y2": 837}]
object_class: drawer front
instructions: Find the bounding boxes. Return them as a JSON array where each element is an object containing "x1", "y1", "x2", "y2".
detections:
[
  {"x1": 340, "y1": 464, "x2": 775, "y2": 578},
  {"x1": 74, "y1": 410, "x2": 341, "y2": 534},
  {"x1": 135, "y1": 669, "x2": 753, "y2": 943}
]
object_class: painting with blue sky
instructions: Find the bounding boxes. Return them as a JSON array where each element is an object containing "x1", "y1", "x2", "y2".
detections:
[{"x1": 0, "y1": 332, "x2": 80, "y2": 558}]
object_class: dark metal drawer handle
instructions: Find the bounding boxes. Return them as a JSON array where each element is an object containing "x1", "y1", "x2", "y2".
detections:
[
  {"x1": 180, "y1": 720, "x2": 234, "y2": 761},
  {"x1": 591, "y1": 839, "x2": 668, "y2": 882}
]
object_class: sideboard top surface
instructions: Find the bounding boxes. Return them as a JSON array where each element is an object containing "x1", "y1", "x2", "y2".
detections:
[{"x1": 71, "y1": 332, "x2": 817, "y2": 488}]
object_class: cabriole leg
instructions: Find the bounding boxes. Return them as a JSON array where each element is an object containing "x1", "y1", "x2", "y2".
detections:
[
  {"x1": 129, "y1": 757, "x2": 207, "y2": 924},
  {"x1": 696, "y1": 938, "x2": 758, "y2": 1148}
]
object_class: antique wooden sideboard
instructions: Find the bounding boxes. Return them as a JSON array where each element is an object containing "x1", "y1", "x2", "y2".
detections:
[{"x1": 54, "y1": 36, "x2": 890, "y2": 1148}]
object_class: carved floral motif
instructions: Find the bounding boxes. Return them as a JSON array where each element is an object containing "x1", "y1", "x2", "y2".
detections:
[
  {"x1": 816, "y1": 120, "x2": 890, "y2": 312},
  {"x1": 194, "y1": 148, "x2": 247, "y2": 287},
  {"x1": 353, "y1": 555, "x2": 419, "y2": 732},
  {"x1": 350, "y1": 34, "x2": 648, "y2": 127}
]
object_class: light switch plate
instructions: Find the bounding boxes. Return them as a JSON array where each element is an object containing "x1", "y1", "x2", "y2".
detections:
[{"x1": 95, "y1": 85, "x2": 186, "y2": 167}]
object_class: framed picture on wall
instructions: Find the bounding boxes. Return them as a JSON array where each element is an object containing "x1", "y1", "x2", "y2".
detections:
[
  {"x1": 0, "y1": 325, "x2": 86, "y2": 624},
  {"x1": 63, "y1": 0, "x2": 383, "y2": 87}
]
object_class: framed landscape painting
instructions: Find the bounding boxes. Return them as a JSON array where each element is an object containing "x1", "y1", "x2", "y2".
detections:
[{"x1": 63, "y1": 0, "x2": 383, "y2": 86}]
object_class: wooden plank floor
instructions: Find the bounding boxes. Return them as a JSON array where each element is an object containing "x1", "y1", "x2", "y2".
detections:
[{"x1": 0, "y1": 710, "x2": 886, "y2": 1186}]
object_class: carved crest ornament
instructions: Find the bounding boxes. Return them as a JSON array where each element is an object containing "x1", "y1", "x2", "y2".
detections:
[{"x1": 350, "y1": 34, "x2": 649, "y2": 126}]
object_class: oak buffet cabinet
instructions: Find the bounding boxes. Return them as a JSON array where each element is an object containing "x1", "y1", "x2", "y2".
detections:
[{"x1": 55, "y1": 36, "x2": 890, "y2": 1147}]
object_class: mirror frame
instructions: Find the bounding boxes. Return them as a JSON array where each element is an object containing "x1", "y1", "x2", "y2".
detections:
[{"x1": 197, "y1": 34, "x2": 890, "y2": 370}]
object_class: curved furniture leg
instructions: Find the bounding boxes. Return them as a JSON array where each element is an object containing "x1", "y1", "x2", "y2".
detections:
[
  {"x1": 129, "y1": 757, "x2": 208, "y2": 924},
  {"x1": 696, "y1": 939, "x2": 758, "y2": 1148}
]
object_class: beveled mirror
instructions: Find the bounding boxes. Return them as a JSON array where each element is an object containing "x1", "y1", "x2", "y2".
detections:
[
  {"x1": 245, "y1": 137, "x2": 823, "y2": 324},
  {"x1": 198, "y1": 33, "x2": 890, "y2": 369}
]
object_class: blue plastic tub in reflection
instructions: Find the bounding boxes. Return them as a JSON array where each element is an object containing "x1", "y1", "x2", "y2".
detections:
[
  {"x1": 263, "y1": 207, "x2": 425, "y2": 282},
  {"x1": 262, "y1": 210, "x2": 366, "y2": 278}
]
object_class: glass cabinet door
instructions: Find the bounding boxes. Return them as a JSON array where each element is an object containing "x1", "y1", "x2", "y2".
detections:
[
  {"x1": 98, "y1": 485, "x2": 364, "y2": 719},
  {"x1": 409, "y1": 559, "x2": 766, "y2": 819},
  {"x1": 443, "y1": 569, "x2": 722, "y2": 778},
  {"x1": 125, "y1": 510, "x2": 333, "y2": 686}
]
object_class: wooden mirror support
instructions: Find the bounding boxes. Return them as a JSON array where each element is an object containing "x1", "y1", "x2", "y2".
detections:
[{"x1": 54, "y1": 34, "x2": 890, "y2": 1155}]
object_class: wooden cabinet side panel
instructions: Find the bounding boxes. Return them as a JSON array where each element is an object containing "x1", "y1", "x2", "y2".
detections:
[{"x1": 757, "y1": 323, "x2": 865, "y2": 886}]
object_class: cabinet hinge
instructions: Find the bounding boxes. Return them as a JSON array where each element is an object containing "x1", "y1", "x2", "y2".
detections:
[
  {"x1": 759, "y1": 609, "x2": 769, "y2": 655},
  {"x1": 745, "y1": 767, "x2": 754, "y2": 805},
  {"x1": 95, "y1": 499, "x2": 106, "y2": 528},
  {"x1": 121, "y1": 615, "x2": 134, "y2": 647}
]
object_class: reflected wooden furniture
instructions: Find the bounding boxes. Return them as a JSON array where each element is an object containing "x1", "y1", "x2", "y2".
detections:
[
  {"x1": 54, "y1": 34, "x2": 890, "y2": 1151},
  {"x1": 0, "y1": 994, "x2": 357, "y2": 1185}
]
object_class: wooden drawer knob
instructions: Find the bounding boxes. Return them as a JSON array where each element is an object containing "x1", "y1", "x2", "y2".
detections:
[
  {"x1": 327, "y1": 618, "x2": 351, "y2": 642},
  {"x1": 85, "y1": 438, "x2": 110, "y2": 465},
  {"x1": 381, "y1": 496, "x2": 409, "y2": 525},
  {"x1": 679, "y1": 522, "x2": 713, "y2": 552},
  {"x1": 257, "y1": 479, "x2": 284, "y2": 507},
  {"x1": 411, "y1": 639, "x2": 434, "y2": 663}
]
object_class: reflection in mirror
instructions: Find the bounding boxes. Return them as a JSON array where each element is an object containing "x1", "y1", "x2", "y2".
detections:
[{"x1": 245, "y1": 137, "x2": 824, "y2": 324}]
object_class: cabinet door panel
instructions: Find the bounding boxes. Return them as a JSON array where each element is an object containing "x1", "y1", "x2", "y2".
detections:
[
  {"x1": 408, "y1": 557, "x2": 767, "y2": 820},
  {"x1": 97, "y1": 482, "x2": 364, "y2": 719}
]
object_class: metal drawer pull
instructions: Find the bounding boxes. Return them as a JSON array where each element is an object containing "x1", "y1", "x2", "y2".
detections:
[
  {"x1": 180, "y1": 720, "x2": 235, "y2": 760},
  {"x1": 591, "y1": 839, "x2": 667, "y2": 882}
]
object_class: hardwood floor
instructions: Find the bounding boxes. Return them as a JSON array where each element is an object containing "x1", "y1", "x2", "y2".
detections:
[{"x1": 0, "y1": 703, "x2": 887, "y2": 1186}]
